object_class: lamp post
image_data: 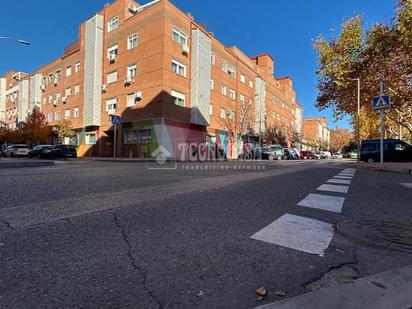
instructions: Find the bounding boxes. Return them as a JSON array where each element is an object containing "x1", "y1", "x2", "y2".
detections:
[
  {"x1": 351, "y1": 78, "x2": 361, "y2": 163},
  {"x1": 0, "y1": 36, "x2": 31, "y2": 45}
]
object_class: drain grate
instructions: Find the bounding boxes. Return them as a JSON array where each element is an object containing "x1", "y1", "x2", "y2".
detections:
[{"x1": 337, "y1": 220, "x2": 412, "y2": 254}]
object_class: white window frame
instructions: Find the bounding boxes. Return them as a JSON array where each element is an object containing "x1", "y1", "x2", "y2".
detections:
[
  {"x1": 171, "y1": 90, "x2": 185, "y2": 107},
  {"x1": 65, "y1": 109, "x2": 70, "y2": 119},
  {"x1": 211, "y1": 52, "x2": 215, "y2": 65},
  {"x1": 74, "y1": 107, "x2": 79, "y2": 118},
  {"x1": 75, "y1": 62, "x2": 80, "y2": 73},
  {"x1": 221, "y1": 84, "x2": 227, "y2": 96},
  {"x1": 107, "y1": 45, "x2": 119, "y2": 60},
  {"x1": 127, "y1": 93, "x2": 136, "y2": 107},
  {"x1": 172, "y1": 27, "x2": 187, "y2": 46},
  {"x1": 240, "y1": 74, "x2": 245, "y2": 83},
  {"x1": 210, "y1": 104, "x2": 213, "y2": 115},
  {"x1": 47, "y1": 112, "x2": 53, "y2": 122},
  {"x1": 74, "y1": 84, "x2": 80, "y2": 95},
  {"x1": 107, "y1": 71, "x2": 118, "y2": 84},
  {"x1": 55, "y1": 111, "x2": 61, "y2": 121},
  {"x1": 65, "y1": 87, "x2": 71, "y2": 97},
  {"x1": 229, "y1": 89, "x2": 236, "y2": 100},
  {"x1": 107, "y1": 16, "x2": 119, "y2": 32},
  {"x1": 220, "y1": 108, "x2": 226, "y2": 119},
  {"x1": 127, "y1": 33, "x2": 138, "y2": 50},
  {"x1": 240, "y1": 94, "x2": 245, "y2": 104},
  {"x1": 66, "y1": 66, "x2": 72, "y2": 77},
  {"x1": 127, "y1": 64, "x2": 137, "y2": 78},
  {"x1": 210, "y1": 79, "x2": 214, "y2": 90},
  {"x1": 86, "y1": 133, "x2": 96, "y2": 145},
  {"x1": 106, "y1": 98, "x2": 118, "y2": 112},
  {"x1": 171, "y1": 59, "x2": 186, "y2": 77}
]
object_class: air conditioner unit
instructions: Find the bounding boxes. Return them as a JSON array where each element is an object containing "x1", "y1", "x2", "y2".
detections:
[
  {"x1": 109, "y1": 53, "x2": 117, "y2": 63},
  {"x1": 101, "y1": 84, "x2": 107, "y2": 92},
  {"x1": 134, "y1": 91, "x2": 143, "y2": 101},
  {"x1": 128, "y1": 3, "x2": 139, "y2": 13},
  {"x1": 182, "y1": 44, "x2": 189, "y2": 56},
  {"x1": 41, "y1": 84, "x2": 46, "y2": 91},
  {"x1": 124, "y1": 75, "x2": 133, "y2": 85},
  {"x1": 62, "y1": 96, "x2": 67, "y2": 103}
]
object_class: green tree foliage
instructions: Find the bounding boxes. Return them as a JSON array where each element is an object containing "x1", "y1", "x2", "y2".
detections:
[{"x1": 314, "y1": 0, "x2": 412, "y2": 140}]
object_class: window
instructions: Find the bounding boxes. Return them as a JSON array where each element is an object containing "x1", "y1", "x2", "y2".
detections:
[
  {"x1": 65, "y1": 109, "x2": 70, "y2": 119},
  {"x1": 55, "y1": 111, "x2": 61, "y2": 121},
  {"x1": 221, "y1": 84, "x2": 227, "y2": 96},
  {"x1": 240, "y1": 74, "x2": 245, "y2": 83},
  {"x1": 171, "y1": 90, "x2": 185, "y2": 107},
  {"x1": 107, "y1": 16, "x2": 119, "y2": 32},
  {"x1": 74, "y1": 84, "x2": 80, "y2": 95},
  {"x1": 395, "y1": 143, "x2": 406, "y2": 151},
  {"x1": 42, "y1": 77, "x2": 48, "y2": 86},
  {"x1": 86, "y1": 133, "x2": 96, "y2": 145},
  {"x1": 172, "y1": 27, "x2": 187, "y2": 46},
  {"x1": 55, "y1": 69, "x2": 61, "y2": 81},
  {"x1": 220, "y1": 108, "x2": 226, "y2": 119},
  {"x1": 249, "y1": 80, "x2": 253, "y2": 88},
  {"x1": 75, "y1": 62, "x2": 80, "y2": 73},
  {"x1": 127, "y1": 64, "x2": 137, "y2": 78},
  {"x1": 210, "y1": 79, "x2": 214, "y2": 90},
  {"x1": 221, "y1": 59, "x2": 228, "y2": 72},
  {"x1": 107, "y1": 71, "x2": 118, "y2": 84},
  {"x1": 240, "y1": 94, "x2": 245, "y2": 105},
  {"x1": 56, "y1": 92, "x2": 61, "y2": 101},
  {"x1": 124, "y1": 130, "x2": 137, "y2": 144},
  {"x1": 211, "y1": 52, "x2": 215, "y2": 65},
  {"x1": 210, "y1": 104, "x2": 213, "y2": 115},
  {"x1": 47, "y1": 112, "x2": 53, "y2": 122},
  {"x1": 228, "y1": 109, "x2": 234, "y2": 120},
  {"x1": 107, "y1": 45, "x2": 118, "y2": 61},
  {"x1": 127, "y1": 93, "x2": 136, "y2": 107},
  {"x1": 48, "y1": 95, "x2": 53, "y2": 104},
  {"x1": 65, "y1": 87, "x2": 71, "y2": 97},
  {"x1": 106, "y1": 98, "x2": 117, "y2": 111},
  {"x1": 42, "y1": 98, "x2": 47, "y2": 105},
  {"x1": 229, "y1": 89, "x2": 236, "y2": 100},
  {"x1": 172, "y1": 59, "x2": 186, "y2": 77},
  {"x1": 228, "y1": 67, "x2": 236, "y2": 78},
  {"x1": 127, "y1": 33, "x2": 138, "y2": 49},
  {"x1": 66, "y1": 66, "x2": 72, "y2": 77},
  {"x1": 74, "y1": 107, "x2": 79, "y2": 118},
  {"x1": 137, "y1": 129, "x2": 152, "y2": 144}
]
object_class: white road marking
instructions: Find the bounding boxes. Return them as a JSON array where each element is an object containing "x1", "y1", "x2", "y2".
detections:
[
  {"x1": 327, "y1": 178, "x2": 351, "y2": 185},
  {"x1": 251, "y1": 214, "x2": 334, "y2": 256},
  {"x1": 334, "y1": 175, "x2": 353, "y2": 180},
  {"x1": 339, "y1": 172, "x2": 355, "y2": 176},
  {"x1": 343, "y1": 168, "x2": 356, "y2": 172},
  {"x1": 297, "y1": 193, "x2": 345, "y2": 213},
  {"x1": 317, "y1": 184, "x2": 349, "y2": 193}
]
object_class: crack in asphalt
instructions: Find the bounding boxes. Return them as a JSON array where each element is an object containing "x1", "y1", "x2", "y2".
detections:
[
  {"x1": 0, "y1": 219, "x2": 15, "y2": 231},
  {"x1": 112, "y1": 212, "x2": 163, "y2": 309}
]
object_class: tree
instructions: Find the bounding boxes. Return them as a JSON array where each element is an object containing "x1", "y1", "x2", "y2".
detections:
[
  {"x1": 53, "y1": 119, "x2": 74, "y2": 143},
  {"x1": 22, "y1": 107, "x2": 49, "y2": 146},
  {"x1": 314, "y1": 0, "x2": 412, "y2": 139},
  {"x1": 330, "y1": 127, "x2": 353, "y2": 152}
]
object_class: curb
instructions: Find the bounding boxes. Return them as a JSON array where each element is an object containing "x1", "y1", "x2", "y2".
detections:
[
  {"x1": 343, "y1": 163, "x2": 412, "y2": 175},
  {"x1": 0, "y1": 161, "x2": 55, "y2": 169}
]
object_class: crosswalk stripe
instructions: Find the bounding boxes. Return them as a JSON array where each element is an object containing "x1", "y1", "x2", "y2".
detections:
[
  {"x1": 251, "y1": 213, "x2": 334, "y2": 256},
  {"x1": 297, "y1": 193, "x2": 345, "y2": 213},
  {"x1": 317, "y1": 184, "x2": 349, "y2": 193},
  {"x1": 327, "y1": 178, "x2": 351, "y2": 185},
  {"x1": 334, "y1": 175, "x2": 353, "y2": 180}
]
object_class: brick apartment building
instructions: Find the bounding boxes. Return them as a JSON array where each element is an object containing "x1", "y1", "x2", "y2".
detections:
[
  {"x1": 0, "y1": 0, "x2": 305, "y2": 159},
  {"x1": 302, "y1": 117, "x2": 330, "y2": 151}
]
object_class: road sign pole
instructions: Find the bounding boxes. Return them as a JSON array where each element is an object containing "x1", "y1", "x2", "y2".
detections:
[
  {"x1": 113, "y1": 123, "x2": 117, "y2": 159},
  {"x1": 380, "y1": 79, "x2": 384, "y2": 166}
]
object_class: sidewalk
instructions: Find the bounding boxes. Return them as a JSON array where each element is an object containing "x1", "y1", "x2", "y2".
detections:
[
  {"x1": 257, "y1": 264, "x2": 412, "y2": 309},
  {"x1": 345, "y1": 161, "x2": 412, "y2": 175}
]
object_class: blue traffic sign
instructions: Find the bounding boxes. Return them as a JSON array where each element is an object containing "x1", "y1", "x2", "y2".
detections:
[
  {"x1": 373, "y1": 95, "x2": 390, "y2": 111},
  {"x1": 111, "y1": 115, "x2": 121, "y2": 125}
]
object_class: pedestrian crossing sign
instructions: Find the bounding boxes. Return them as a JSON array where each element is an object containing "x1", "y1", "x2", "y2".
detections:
[{"x1": 373, "y1": 95, "x2": 390, "y2": 111}]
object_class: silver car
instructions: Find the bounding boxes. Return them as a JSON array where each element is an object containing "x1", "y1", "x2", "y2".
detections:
[{"x1": 3, "y1": 144, "x2": 30, "y2": 157}]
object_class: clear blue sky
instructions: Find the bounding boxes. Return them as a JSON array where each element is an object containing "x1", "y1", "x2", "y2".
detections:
[{"x1": 0, "y1": 0, "x2": 396, "y2": 129}]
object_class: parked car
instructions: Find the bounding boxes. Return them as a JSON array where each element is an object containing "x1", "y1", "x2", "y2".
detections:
[
  {"x1": 321, "y1": 151, "x2": 332, "y2": 159},
  {"x1": 283, "y1": 148, "x2": 299, "y2": 160},
  {"x1": 300, "y1": 151, "x2": 315, "y2": 160},
  {"x1": 332, "y1": 152, "x2": 343, "y2": 159},
  {"x1": 350, "y1": 151, "x2": 358, "y2": 159},
  {"x1": 40, "y1": 144, "x2": 77, "y2": 159},
  {"x1": 28, "y1": 145, "x2": 53, "y2": 158},
  {"x1": 3, "y1": 144, "x2": 29, "y2": 157},
  {"x1": 312, "y1": 151, "x2": 325, "y2": 159},
  {"x1": 360, "y1": 139, "x2": 412, "y2": 162}
]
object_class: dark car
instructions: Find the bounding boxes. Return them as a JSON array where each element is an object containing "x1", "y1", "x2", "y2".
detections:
[
  {"x1": 40, "y1": 144, "x2": 77, "y2": 159},
  {"x1": 283, "y1": 149, "x2": 298, "y2": 160},
  {"x1": 300, "y1": 150, "x2": 314, "y2": 159},
  {"x1": 360, "y1": 139, "x2": 412, "y2": 162},
  {"x1": 28, "y1": 145, "x2": 53, "y2": 158}
]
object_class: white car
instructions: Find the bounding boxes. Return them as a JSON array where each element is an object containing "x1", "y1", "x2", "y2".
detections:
[
  {"x1": 321, "y1": 151, "x2": 332, "y2": 159},
  {"x1": 332, "y1": 152, "x2": 343, "y2": 159},
  {"x1": 3, "y1": 144, "x2": 30, "y2": 157}
]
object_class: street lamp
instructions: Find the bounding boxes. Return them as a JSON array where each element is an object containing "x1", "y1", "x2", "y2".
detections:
[
  {"x1": 0, "y1": 36, "x2": 31, "y2": 45},
  {"x1": 351, "y1": 78, "x2": 361, "y2": 163}
]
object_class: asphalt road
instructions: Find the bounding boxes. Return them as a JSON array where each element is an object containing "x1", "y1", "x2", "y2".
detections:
[{"x1": 0, "y1": 160, "x2": 411, "y2": 308}]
